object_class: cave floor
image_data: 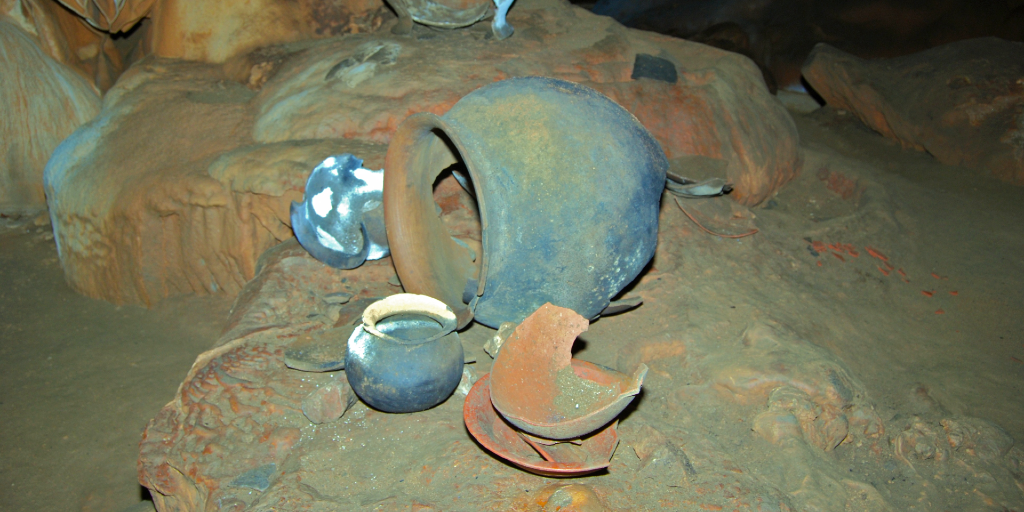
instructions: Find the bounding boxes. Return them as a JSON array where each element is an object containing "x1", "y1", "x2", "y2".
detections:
[{"x1": 1, "y1": 101, "x2": 1023, "y2": 511}]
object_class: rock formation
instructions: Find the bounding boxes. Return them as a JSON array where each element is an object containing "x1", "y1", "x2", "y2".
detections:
[
  {"x1": 144, "y1": 0, "x2": 389, "y2": 63},
  {"x1": 4, "y1": 0, "x2": 125, "y2": 90},
  {"x1": 45, "y1": 0, "x2": 800, "y2": 305},
  {"x1": 0, "y1": 18, "x2": 99, "y2": 215},
  {"x1": 803, "y1": 38, "x2": 1024, "y2": 184}
]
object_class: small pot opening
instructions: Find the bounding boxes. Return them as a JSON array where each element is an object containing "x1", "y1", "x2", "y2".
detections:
[{"x1": 375, "y1": 313, "x2": 446, "y2": 343}]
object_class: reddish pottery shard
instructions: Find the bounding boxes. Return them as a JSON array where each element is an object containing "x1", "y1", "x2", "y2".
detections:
[
  {"x1": 489, "y1": 303, "x2": 647, "y2": 440},
  {"x1": 463, "y1": 373, "x2": 619, "y2": 477}
]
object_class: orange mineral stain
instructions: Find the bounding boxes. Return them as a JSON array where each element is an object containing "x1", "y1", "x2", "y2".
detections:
[
  {"x1": 832, "y1": 252, "x2": 846, "y2": 262},
  {"x1": 878, "y1": 266, "x2": 890, "y2": 276},
  {"x1": 921, "y1": 290, "x2": 934, "y2": 297},
  {"x1": 866, "y1": 246, "x2": 888, "y2": 261},
  {"x1": 935, "y1": 309, "x2": 945, "y2": 315},
  {"x1": 949, "y1": 290, "x2": 958, "y2": 296}
]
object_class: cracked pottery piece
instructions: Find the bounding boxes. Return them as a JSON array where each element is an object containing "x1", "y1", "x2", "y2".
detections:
[
  {"x1": 464, "y1": 373, "x2": 619, "y2": 477},
  {"x1": 488, "y1": 303, "x2": 647, "y2": 440}
]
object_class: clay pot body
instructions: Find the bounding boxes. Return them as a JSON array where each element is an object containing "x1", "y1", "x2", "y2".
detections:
[
  {"x1": 345, "y1": 294, "x2": 464, "y2": 413},
  {"x1": 384, "y1": 77, "x2": 668, "y2": 329},
  {"x1": 388, "y1": 0, "x2": 490, "y2": 28}
]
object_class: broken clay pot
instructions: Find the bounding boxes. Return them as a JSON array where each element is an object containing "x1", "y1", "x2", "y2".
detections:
[
  {"x1": 387, "y1": 0, "x2": 490, "y2": 33},
  {"x1": 290, "y1": 154, "x2": 389, "y2": 269},
  {"x1": 489, "y1": 303, "x2": 647, "y2": 439},
  {"x1": 383, "y1": 77, "x2": 667, "y2": 329},
  {"x1": 345, "y1": 294, "x2": 464, "y2": 413},
  {"x1": 464, "y1": 373, "x2": 619, "y2": 477}
]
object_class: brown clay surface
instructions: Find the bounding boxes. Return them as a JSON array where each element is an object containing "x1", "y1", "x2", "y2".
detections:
[{"x1": 0, "y1": 218, "x2": 233, "y2": 512}]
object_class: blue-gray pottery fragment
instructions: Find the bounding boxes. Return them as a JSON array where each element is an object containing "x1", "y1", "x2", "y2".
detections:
[
  {"x1": 492, "y1": 0, "x2": 516, "y2": 40},
  {"x1": 384, "y1": 76, "x2": 668, "y2": 329},
  {"x1": 290, "y1": 154, "x2": 389, "y2": 269},
  {"x1": 345, "y1": 294, "x2": 464, "y2": 413}
]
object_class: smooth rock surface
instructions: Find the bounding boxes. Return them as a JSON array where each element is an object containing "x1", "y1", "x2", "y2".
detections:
[
  {"x1": 0, "y1": 18, "x2": 99, "y2": 215},
  {"x1": 44, "y1": 57, "x2": 388, "y2": 304},
  {"x1": 4, "y1": 0, "x2": 126, "y2": 90},
  {"x1": 802, "y1": 38, "x2": 1024, "y2": 184}
]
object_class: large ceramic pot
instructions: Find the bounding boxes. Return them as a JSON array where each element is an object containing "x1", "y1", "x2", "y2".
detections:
[
  {"x1": 383, "y1": 77, "x2": 668, "y2": 329},
  {"x1": 345, "y1": 294, "x2": 464, "y2": 413}
]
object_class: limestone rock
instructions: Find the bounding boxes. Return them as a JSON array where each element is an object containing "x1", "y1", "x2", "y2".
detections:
[
  {"x1": 254, "y1": 0, "x2": 801, "y2": 206},
  {"x1": 709, "y1": 322, "x2": 884, "y2": 450},
  {"x1": 536, "y1": 484, "x2": 608, "y2": 512},
  {"x1": 0, "y1": 18, "x2": 99, "y2": 215},
  {"x1": 301, "y1": 377, "x2": 357, "y2": 424},
  {"x1": 4, "y1": 0, "x2": 126, "y2": 90},
  {"x1": 43, "y1": 59, "x2": 255, "y2": 304},
  {"x1": 138, "y1": 242, "x2": 399, "y2": 512},
  {"x1": 591, "y1": 0, "x2": 1023, "y2": 91},
  {"x1": 44, "y1": 57, "x2": 388, "y2": 305},
  {"x1": 802, "y1": 38, "x2": 1024, "y2": 184},
  {"x1": 51, "y1": 0, "x2": 155, "y2": 33},
  {"x1": 631, "y1": 424, "x2": 697, "y2": 479},
  {"x1": 146, "y1": 0, "x2": 389, "y2": 63}
]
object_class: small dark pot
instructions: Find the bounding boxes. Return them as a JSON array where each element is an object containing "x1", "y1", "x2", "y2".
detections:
[{"x1": 345, "y1": 294, "x2": 464, "y2": 413}]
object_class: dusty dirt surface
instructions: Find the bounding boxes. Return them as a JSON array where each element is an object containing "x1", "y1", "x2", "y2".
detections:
[
  {"x1": 4, "y1": 96, "x2": 1024, "y2": 511},
  {"x1": 0, "y1": 221, "x2": 233, "y2": 512}
]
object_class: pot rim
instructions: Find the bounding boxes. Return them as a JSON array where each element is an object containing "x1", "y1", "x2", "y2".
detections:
[
  {"x1": 384, "y1": 113, "x2": 490, "y2": 328},
  {"x1": 361, "y1": 293, "x2": 458, "y2": 344}
]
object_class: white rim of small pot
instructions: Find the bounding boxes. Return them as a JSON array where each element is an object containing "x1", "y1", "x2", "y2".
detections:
[{"x1": 361, "y1": 293, "x2": 458, "y2": 343}]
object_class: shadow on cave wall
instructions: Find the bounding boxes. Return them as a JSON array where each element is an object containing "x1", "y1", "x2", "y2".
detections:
[{"x1": 570, "y1": 0, "x2": 1024, "y2": 92}]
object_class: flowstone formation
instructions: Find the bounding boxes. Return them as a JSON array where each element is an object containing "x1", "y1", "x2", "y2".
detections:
[
  {"x1": 44, "y1": 0, "x2": 800, "y2": 306},
  {"x1": 803, "y1": 38, "x2": 1024, "y2": 185},
  {"x1": 0, "y1": 18, "x2": 99, "y2": 215}
]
